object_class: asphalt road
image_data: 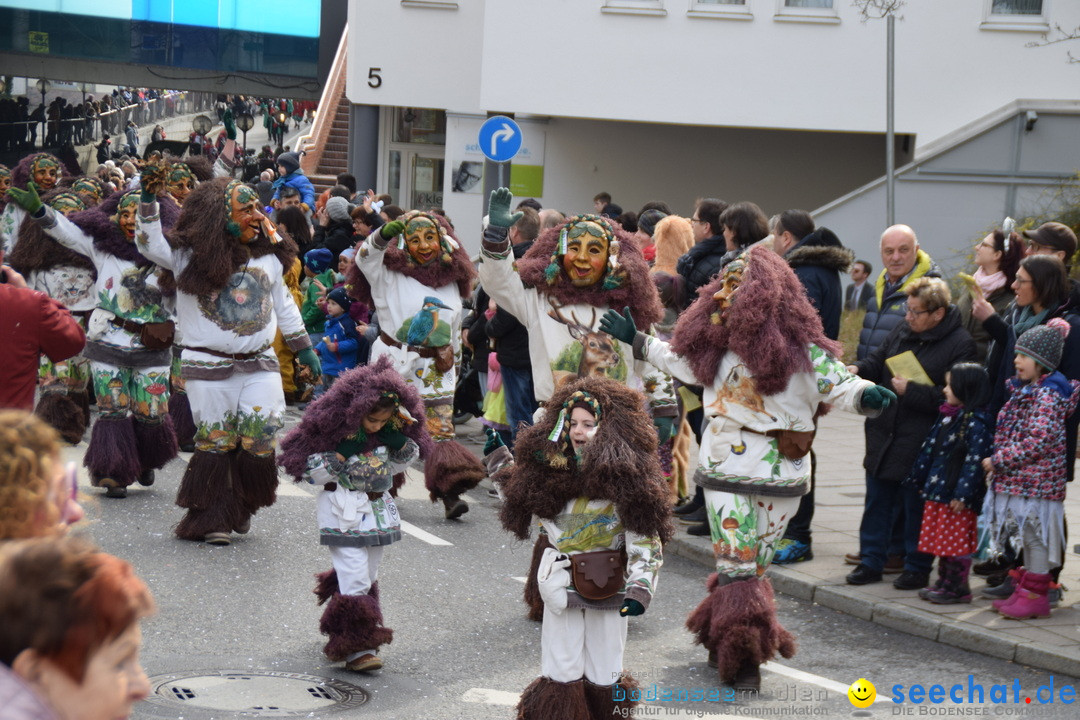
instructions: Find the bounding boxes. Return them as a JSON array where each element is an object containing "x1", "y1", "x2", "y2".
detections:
[{"x1": 60, "y1": 414, "x2": 1078, "y2": 720}]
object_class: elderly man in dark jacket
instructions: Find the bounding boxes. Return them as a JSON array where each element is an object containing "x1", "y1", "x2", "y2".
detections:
[
  {"x1": 847, "y1": 277, "x2": 977, "y2": 589},
  {"x1": 770, "y1": 211, "x2": 854, "y2": 564},
  {"x1": 857, "y1": 224, "x2": 941, "y2": 361}
]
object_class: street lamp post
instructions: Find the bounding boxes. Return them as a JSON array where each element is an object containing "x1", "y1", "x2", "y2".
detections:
[
  {"x1": 192, "y1": 114, "x2": 213, "y2": 156},
  {"x1": 35, "y1": 78, "x2": 50, "y2": 149},
  {"x1": 237, "y1": 112, "x2": 255, "y2": 179}
]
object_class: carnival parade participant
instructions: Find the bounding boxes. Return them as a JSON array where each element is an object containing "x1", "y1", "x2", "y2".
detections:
[
  {"x1": 479, "y1": 187, "x2": 675, "y2": 620},
  {"x1": 1, "y1": 153, "x2": 68, "y2": 256},
  {"x1": 348, "y1": 209, "x2": 484, "y2": 520},
  {"x1": 135, "y1": 165, "x2": 319, "y2": 546},
  {"x1": 491, "y1": 376, "x2": 671, "y2": 719},
  {"x1": 278, "y1": 356, "x2": 432, "y2": 673},
  {"x1": 8, "y1": 181, "x2": 179, "y2": 498},
  {"x1": 601, "y1": 244, "x2": 894, "y2": 691}
]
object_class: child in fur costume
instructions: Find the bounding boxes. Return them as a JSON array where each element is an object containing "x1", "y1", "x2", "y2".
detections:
[
  {"x1": 601, "y1": 244, "x2": 894, "y2": 692},
  {"x1": 347, "y1": 209, "x2": 484, "y2": 520},
  {"x1": 491, "y1": 375, "x2": 672, "y2": 720},
  {"x1": 480, "y1": 188, "x2": 677, "y2": 622},
  {"x1": 8, "y1": 182, "x2": 180, "y2": 498},
  {"x1": 8, "y1": 188, "x2": 95, "y2": 444},
  {"x1": 279, "y1": 356, "x2": 432, "y2": 672}
]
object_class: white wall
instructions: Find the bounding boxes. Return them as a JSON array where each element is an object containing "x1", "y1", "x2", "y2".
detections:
[{"x1": 350, "y1": 0, "x2": 1080, "y2": 148}]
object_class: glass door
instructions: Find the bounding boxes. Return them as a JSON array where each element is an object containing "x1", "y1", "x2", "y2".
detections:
[{"x1": 410, "y1": 153, "x2": 444, "y2": 211}]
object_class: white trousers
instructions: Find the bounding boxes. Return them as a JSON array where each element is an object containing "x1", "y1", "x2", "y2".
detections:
[{"x1": 540, "y1": 605, "x2": 627, "y2": 685}]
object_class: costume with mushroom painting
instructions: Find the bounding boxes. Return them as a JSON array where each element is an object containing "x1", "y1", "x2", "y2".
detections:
[
  {"x1": 347, "y1": 210, "x2": 484, "y2": 519},
  {"x1": 16, "y1": 187, "x2": 179, "y2": 494},
  {"x1": 603, "y1": 245, "x2": 888, "y2": 690}
]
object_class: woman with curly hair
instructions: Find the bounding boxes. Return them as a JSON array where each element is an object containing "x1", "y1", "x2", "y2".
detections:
[
  {"x1": 278, "y1": 356, "x2": 432, "y2": 673},
  {"x1": 0, "y1": 410, "x2": 84, "y2": 540},
  {"x1": 488, "y1": 375, "x2": 671, "y2": 720}
]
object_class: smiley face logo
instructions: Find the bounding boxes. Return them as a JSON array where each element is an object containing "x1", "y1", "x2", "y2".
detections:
[{"x1": 848, "y1": 678, "x2": 876, "y2": 708}]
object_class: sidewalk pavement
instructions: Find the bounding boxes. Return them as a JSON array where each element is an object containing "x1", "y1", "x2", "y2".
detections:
[{"x1": 664, "y1": 409, "x2": 1080, "y2": 678}]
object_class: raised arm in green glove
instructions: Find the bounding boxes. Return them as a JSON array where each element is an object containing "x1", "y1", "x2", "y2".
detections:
[
  {"x1": 487, "y1": 188, "x2": 523, "y2": 229},
  {"x1": 599, "y1": 306, "x2": 638, "y2": 346},
  {"x1": 297, "y1": 347, "x2": 321, "y2": 378},
  {"x1": 380, "y1": 219, "x2": 405, "y2": 240},
  {"x1": 484, "y1": 427, "x2": 506, "y2": 456},
  {"x1": 7, "y1": 181, "x2": 42, "y2": 215},
  {"x1": 223, "y1": 107, "x2": 236, "y2": 141},
  {"x1": 653, "y1": 416, "x2": 674, "y2": 445}
]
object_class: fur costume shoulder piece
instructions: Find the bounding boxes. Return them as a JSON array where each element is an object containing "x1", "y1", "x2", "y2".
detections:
[
  {"x1": 168, "y1": 177, "x2": 298, "y2": 296},
  {"x1": 498, "y1": 376, "x2": 672, "y2": 543},
  {"x1": 670, "y1": 245, "x2": 842, "y2": 395},
  {"x1": 277, "y1": 355, "x2": 433, "y2": 480},
  {"x1": 67, "y1": 191, "x2": 153, "y2": 267},
  {"x1": 346, "y1": 214, "x2": 475, "y2": 306},
  {"x1": 514, "y1": 223, "x2": 662, "y2": 328}
]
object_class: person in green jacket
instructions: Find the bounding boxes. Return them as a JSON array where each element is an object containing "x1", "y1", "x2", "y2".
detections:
[{"x1": 302, "y1": 248, "x2": 335, "y2": 343}]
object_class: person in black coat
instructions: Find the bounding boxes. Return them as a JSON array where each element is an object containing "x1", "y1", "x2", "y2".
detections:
[
  {"x1": 675, "y1": 198, "x2": 729, "y2": 304},
  {"x1": 770, "y1": 211, "x2": 854, "y2": 564},
  {"x1": 847, "y1": 278, "x2": 977, "y2": 588}
]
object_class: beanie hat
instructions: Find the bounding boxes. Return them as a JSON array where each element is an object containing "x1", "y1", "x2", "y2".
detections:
[
  {"x1": 326, "y1": 286, "x2": 353, "y2": 313},
  {"x1": 303, "y1": 248, "x2": 334, "y2": 273},
  {"x1": 326, "y1": 195, "x2": 352, "y2": 223},
  {"x1": 637, "y1": 209, "x2": 668, "y2": 238},
  {"x1": 277, "y1": 151, "x2": 301, "y2": 175},
  {"x1": 1015, "y1": 317, "x2": 1071, "y2": 372}
]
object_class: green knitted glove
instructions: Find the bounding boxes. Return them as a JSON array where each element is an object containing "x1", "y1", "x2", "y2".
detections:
[
  {"x1": 8, "y1": 181, "x2": 42, "y2": 215},
  {"x1": 484, "y1": 427, "x2": 506, "y2": 455},
  {"x1": 223, "y1": 107, "x2": 237, "y2": 141},
  {"x1": 653, "y1": 416, "x2": 674, "y2": 445},
  {"x1": 861, "y1": 385, "x2": 897, "y2": 410},
  {"x1": 619, "y1": 599, "x2": 645, "y2": 617},
  {"x1": 488, "y1": 188, "x2": 522, "y2": 229},
  {"x1": 377, "y1": 427, "x2": 408, "y2": 451},
  {"x1": 297, "y1": 347, "x2": 321, "y2": 377},
  {"x1": 380, "y1": 219, "x2": 405, "y2": 240},
  {"x1": 599, "y1": 307, "x2": 638, "y2": 346}
]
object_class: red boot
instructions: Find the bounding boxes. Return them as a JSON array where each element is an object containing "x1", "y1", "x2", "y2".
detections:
[
  {"x1": 999, "y1": 572, "x2": 1052, "y2": 620},
  {"x1": 991, "y1": 568, "x2": 1027, "y2": 613}
]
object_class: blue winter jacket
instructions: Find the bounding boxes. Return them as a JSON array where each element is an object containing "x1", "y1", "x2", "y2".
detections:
[
  {"x1": 272, "y1": 171, "x2": 316, "y2": 208},
  {"x1": 856, "y1": 249, "x2": 941, "y2": 361},
  {"x1": 314, "y1": 314, "x2": 360, "y2": 378},
  {"x1": 906, "y1": 409, "x2": 992, "y2": 510}
]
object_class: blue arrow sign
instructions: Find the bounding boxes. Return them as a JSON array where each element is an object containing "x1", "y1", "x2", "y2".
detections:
[{"x1": 478, "y1": 115, "x2": 522, "y2": 163}]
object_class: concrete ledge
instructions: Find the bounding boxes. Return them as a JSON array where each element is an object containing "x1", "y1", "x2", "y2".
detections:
[
  {"x1": 872, "y1": 603, "x2": 942, "y2": 641},
  {"x1": 813, "y1": 585, "x2": 875, "y2": 621},
  {"x1": 766, "y1": 567, "x2": 819, "y2": 602},
  {"x1": 666, "y1": 537, "x2": 716, "y2": 571},
  {"x1": 1014, "y1": 643, "x2": 1080, "y2": 678},
  {"x1": 938, "y1": 623, "x2": 1018, "y2": 662}
]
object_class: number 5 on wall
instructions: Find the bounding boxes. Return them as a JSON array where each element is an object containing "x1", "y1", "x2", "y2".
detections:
[{"x1": 368, "y1": 68, "x2": 382, "y2": 89}]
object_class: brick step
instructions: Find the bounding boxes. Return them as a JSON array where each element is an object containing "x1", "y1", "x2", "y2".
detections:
[
  {"x1": 323, "y1": 142, "x2": 348, "y2": 152},
  {"x1": 322, "y1": 150, "x2": 348, "y2": 161},
  {"x1": 317, "y1": 160, "x2": 348, "y2": 174}
]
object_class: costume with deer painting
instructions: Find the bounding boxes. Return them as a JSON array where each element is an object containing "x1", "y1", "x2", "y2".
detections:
[
  {"x1": 479, "y1": 191, "x2": 675, "y2": 619},
  {"x1": 347, "y1": 210, "x2": 485, "y2": 519},
  {"x1": 601, "y1": 245, "x2": 893, "y2": 691}
]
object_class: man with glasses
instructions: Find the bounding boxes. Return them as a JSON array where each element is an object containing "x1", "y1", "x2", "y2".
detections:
[
  {"x1": 1023, "y1": 222, "x2": 1077, "y2": 265},
  {"x1": 676, "y1": 198, "x2": 730, "y2": 301}
]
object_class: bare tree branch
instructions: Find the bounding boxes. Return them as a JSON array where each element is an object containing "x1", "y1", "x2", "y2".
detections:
[{"x1": 852, "y1": 0, "x2": 905, "y2": 21}]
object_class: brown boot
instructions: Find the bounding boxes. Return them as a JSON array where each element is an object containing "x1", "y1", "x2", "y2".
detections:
[
  {"x1": 442, "y1": 495, "x2": 468, "y2": 520},
  {"x1": 732, "y1": 660, "x2": 761, "y2": 693}
]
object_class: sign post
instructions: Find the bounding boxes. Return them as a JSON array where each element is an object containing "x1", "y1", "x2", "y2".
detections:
[{"x1": 479, "y1": 114, "x2": 521, "y2": 215}]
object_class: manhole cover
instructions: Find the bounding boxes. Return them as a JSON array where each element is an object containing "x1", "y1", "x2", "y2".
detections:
[{"x1": 146, "y1": 670, "x2": 368, "y2": 716}]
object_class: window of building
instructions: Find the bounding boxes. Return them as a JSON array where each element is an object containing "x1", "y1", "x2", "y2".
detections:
[
  {"x1": 688, "y1": 0, "x2": 752, "y2": 21},
  {"x1": 774, "y1": 0, "x2": 839, "y2": 24},
  {"x1": 982, "y1": 0, "x2": 1048, "y2": 31},
  {"x1": 602, "y1": 0, "x2": 667, "y2": 17}
]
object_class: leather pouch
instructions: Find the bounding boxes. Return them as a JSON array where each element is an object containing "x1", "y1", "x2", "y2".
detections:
[
  {"x1": 772, "y1": 429, "x2": 815, "y2": 460},
  {"x1": 139, "y1": 320, "x2": 175, "y2": 350},
  {"x1": 570, "y1": 547, "x2": 628, "y2": 601},
  {"x1": 433, "y1": 344, "x2": 455, "y2": 373}
]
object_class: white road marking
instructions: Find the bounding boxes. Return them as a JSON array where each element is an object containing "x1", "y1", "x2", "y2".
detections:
[
  {"x1": 276, "y1": 482, "x2": 312, "y2": 497},
  {"x1": 462, "y1": 688, "x2": 519, "y2": 706},
  {"x1": 400, "y1": 520, "x2": 453, "y2": 546},
  {"x1": 511, "y1": 576, "x2": 527, "y2": 583},
  {"x1": 764, "y1": 661, "x2": 888, "y2": 704}
]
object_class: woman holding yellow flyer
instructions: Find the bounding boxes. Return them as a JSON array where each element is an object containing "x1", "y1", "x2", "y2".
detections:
[
  {"x1": 845, "y1": 277, "x2": 977, "y2": 588},
  {"x1": 956, "y1": 226, "x2": 1023, "y2": 362}
]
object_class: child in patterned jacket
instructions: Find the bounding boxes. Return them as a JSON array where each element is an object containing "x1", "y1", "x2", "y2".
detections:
[
  {"x1": 982, "y1": 319, "x2": 1080, "y2": 619},
  {"x1": 907, "y1": 363, "x2": 993, "y2": 604},
  {"x1": 278, "y1": 356, "x2": 431, "y2": 673}
]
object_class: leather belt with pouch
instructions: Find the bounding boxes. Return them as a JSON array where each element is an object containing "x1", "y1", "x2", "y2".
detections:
[
  {"x1": 110, "y1": 316, "x2": 175, "y2": 350},
  {"x1": 380, "y1": 330, "x2": 454, "y2": 373},
  {"x1": 570, "y1": 547, "x2": 628, "y2": 601},
  {"x1": 743, "y1": 426, "x2": 815, "y2": 460}
]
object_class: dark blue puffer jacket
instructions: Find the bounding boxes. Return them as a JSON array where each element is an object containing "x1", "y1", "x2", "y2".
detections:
[
  {"x1": 856, "y1": 249, "x2": 941, "y2": 361},
  {"x1": 784, "y1": 227, "x2": 852, "y2": 341}
]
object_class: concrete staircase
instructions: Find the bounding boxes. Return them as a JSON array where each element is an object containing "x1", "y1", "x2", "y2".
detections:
[
  {"x1": 300, "y1": 24, "x2": 349, "y2": 196},
  {"x1": 309, "y1": 95, "x2": 350, "y2": 194}
]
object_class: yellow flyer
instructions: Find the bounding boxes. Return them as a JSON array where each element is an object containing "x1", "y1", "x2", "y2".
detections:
[{"x1": 885, "y1": 351, "x2": 934, "y2": 386}]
